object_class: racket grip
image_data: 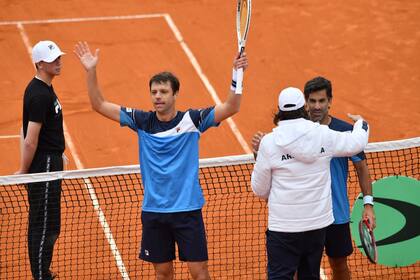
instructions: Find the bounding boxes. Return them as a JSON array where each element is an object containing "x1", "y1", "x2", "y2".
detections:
[{"x1": 235, "y1": 68, "x2": 244, "y2": 94}]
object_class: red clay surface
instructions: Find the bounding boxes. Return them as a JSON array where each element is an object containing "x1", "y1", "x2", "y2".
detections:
[
  {"x1": 1, "y1": 0, "x2": 419, "y2": 175},
  {"x1": 0, "y1": 0, "x2": 419, "y2": 279}
]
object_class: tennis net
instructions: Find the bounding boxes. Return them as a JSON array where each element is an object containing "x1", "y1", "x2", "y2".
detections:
[{"x1": 0, "y1": 137, "x2": 419, "y2": 279}]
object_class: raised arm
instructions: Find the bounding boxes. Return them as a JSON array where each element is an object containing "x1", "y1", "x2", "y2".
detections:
[
  {"x1": 74, "y1": 42, "x2": 120, "y2": 123},
  {"x1": 213, "y1": 53, "x2": 248, "y2": 123},
  {"x1": 251, "y1": 136, "x2": 272, "y2": 199},
  {"x1": 328, "y1": 114, "x2": 369, "y2": 158},
  {"x1": 251, "y1": 131, "x2": 266, "y2": 159}
]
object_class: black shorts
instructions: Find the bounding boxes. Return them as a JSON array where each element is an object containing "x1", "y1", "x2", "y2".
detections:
[
  {"x1": 266, "y1": 228, "x2": 326, "y2": 280},
  {"x1": 324, "y1": 223, "x2": 353, "y2": 258},
  {"x1": 140, "y1": 209, "x2": 208, "y2": 263}
]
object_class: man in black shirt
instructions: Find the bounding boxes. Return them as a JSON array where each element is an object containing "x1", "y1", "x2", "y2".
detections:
[{"x1": 16, "y1": 40, "x2": 65, "y2": 280}]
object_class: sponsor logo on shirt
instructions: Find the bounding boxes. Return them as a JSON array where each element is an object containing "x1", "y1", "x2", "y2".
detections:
[{"x1": 54, "y1": 99, "x2": 62, "y2": 115}]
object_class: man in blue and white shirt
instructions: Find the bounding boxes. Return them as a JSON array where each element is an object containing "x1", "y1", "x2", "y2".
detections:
[
  {"x1": 304, "y1": 76, "x2": 375, "y2": 280},
  {"x1": 75, "y1": 41, "x2": 248, "y2": 280}
]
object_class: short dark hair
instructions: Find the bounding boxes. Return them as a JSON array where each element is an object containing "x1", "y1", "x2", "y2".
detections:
[
  {"x1": 273, "y1": 107, "x2": 309, "y2": 125},
  {"x1": 149, "y1": 72, "x2": 180, "y2": 94},
  {"x1": 303, "y1": 76, "x2": 332, "y2": 100}
]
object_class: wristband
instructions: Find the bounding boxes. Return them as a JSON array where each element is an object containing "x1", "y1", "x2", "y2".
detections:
[
  {"x1": 363, "y1": 195, "x2": 374, "y2": 206},
  {"x1": 230, "y1": 68, "x2": 238, "y2": 91}
]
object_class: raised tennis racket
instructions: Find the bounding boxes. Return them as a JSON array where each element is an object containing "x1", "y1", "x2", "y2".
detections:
[
  {"x1": 358, "y1": 218, "x2": 378, "y2": 264},
  {"x1": 235, "y1": 0, "x2": 252, "y2": 94}
]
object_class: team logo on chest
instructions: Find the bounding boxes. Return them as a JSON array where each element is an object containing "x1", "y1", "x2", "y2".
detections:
[{"x1": 281, "y1": 154, "x2": 294, "y2": 161}]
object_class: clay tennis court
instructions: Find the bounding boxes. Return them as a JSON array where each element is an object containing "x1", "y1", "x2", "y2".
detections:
[{"x1": 0, "y1": 1, "x2": 419, "y2": 279}]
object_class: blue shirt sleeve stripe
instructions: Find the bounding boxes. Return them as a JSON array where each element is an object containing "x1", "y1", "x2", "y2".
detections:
[
  {"x1": 198, "y1": 108, "x2": 218, "y2": 132},
  {"x1": 120, "y1": 107, "x2": 137, "y2": 131}
]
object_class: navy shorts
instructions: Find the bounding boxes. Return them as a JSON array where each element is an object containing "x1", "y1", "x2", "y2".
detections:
[
  {"x1": 140, "y1": 209, "x2": 208, "y2": 263},
  {"x1": 324, "y1": 223, "x2": 353, "y2": 258},
  {"x1": 266, "y1": 228, "x2": 326, "y2": 280}
]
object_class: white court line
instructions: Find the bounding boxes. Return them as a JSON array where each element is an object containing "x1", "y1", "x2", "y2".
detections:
[
  {"x1": 17, "y1": 23, "x2": 130, "y2": 280},
  {"x1": 164, "y1": 14, "x2": 252, "y2": 154},
  {"x1": 1, "y1": 14, "x2": 252, "y2": 154},
  {"x1": 0, "y1": 14, "x2": 165, "y2": 25},
  {"x1": 0, "y1": 135, "x2": 20, "y2": 139}
]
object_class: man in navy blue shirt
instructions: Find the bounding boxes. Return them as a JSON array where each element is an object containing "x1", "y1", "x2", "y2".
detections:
[
  {"x1": 303, "y1": 77, "x2": 375, "y2": 280},
  {"x1": 75, "y1": 41, "x2": 248, "y2": 280}
]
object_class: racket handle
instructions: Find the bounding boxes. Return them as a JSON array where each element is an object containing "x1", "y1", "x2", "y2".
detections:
[{"x1": 235, "y1": 67, "x2": 244, "y2": 94}]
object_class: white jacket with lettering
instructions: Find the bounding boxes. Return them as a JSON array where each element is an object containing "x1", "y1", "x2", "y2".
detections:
[{"x1": 251, "y1": 118, "x2": 369, "y2": 232}]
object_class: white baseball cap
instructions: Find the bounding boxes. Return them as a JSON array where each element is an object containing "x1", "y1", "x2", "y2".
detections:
[
  {"x1": 278, "y1": 87, "x2": 305, "y2": 111},
  {"x1": 32, "y1": 40, "x2": 65, "y2": 63}
]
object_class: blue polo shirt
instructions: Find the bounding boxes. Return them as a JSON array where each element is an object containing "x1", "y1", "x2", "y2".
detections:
[
  {"x1": 329, "y1": 117, "x2": 366, "y2": 224},
  {"x1": 120, "y1": 107, "x2": 218, "y2": 213}
]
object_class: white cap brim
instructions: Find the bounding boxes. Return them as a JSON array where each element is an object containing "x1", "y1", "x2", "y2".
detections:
[{"x1": 39, "y1": 50, "x2": 65, "y2": 63}]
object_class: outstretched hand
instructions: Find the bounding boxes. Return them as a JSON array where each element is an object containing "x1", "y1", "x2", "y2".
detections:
[
  {"x1": 251, "y1": 131, "x2": 266, "y2": 159},
  {"x1": 74, "y1": 41, "x2": 99, "y2": 71}
]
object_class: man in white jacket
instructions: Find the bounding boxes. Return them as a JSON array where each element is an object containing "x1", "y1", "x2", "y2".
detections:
[{"x1": 251, "y1": 87, "x2": 369, "y2": 280}]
